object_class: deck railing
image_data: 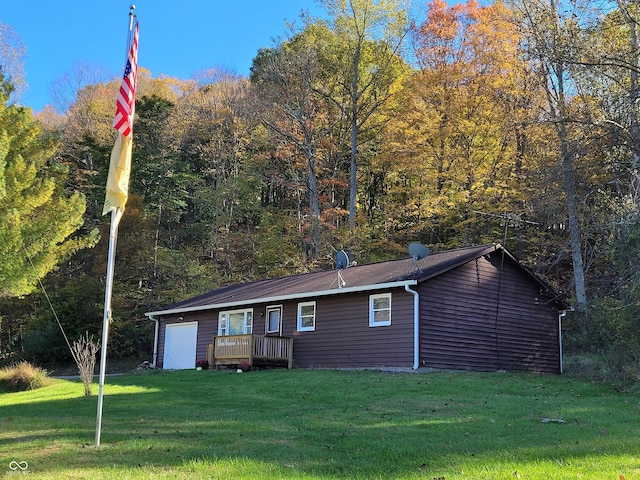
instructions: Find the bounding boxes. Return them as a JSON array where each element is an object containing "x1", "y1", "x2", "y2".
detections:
[{"x1": 209, "y1": 334, "x2": 293, "y2": 369}]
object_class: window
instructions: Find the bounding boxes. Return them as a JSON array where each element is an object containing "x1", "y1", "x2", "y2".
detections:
[
  {"x1": 369, "y1": 293, "x2": 391, "y2": 327},
  {"x1": 218, "y1": 309, "x2": 253, "y2": 336},
  {"x1": 265, "y1": 305, "x2": 282, "y2": 334},
  {"x1": 297, "y1": 301, "x2": 316, "y2": 332}
]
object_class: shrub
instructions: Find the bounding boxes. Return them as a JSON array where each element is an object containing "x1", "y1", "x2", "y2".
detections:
[
  {"x1": 564, "y1": 297, "x2": 640, "y2": 391},
  {"x1": 70, "y1": 332, "x2": 99, "y2": 396},
  {"x1": 0, "y1": 361, "x2": 51, "y2": 391}
]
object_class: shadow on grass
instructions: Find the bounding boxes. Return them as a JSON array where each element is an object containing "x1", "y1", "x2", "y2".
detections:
[{"x1": 1, "y1": 369, "x2": 638, "y2": 478}]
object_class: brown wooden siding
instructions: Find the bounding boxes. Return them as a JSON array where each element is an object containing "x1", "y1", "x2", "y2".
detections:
[
  {"x1": 157, "y1": 289, "x2": 414, "y2": 369},
  {"x1": 287, "y1": 289, "x2": 415, "y2": 368},
  {"x1": 419, "y1": 255, "x2": 561, "y2": 374}
]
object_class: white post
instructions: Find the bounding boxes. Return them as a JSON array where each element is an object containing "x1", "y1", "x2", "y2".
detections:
[{"x1": 95, "y1": 208, "x2": 120, "y2": 447}]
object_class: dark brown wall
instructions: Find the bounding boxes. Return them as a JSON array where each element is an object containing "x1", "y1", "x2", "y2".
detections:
[
  {"x1": 156, "y1": 288, "x2": 415, "y2": 369},
  {"x1": 419, "y1": 254, "x2": 561, "y2": 374},
  {"x1": 286, "y1": 289, "x2": 415, "y2": 368}
]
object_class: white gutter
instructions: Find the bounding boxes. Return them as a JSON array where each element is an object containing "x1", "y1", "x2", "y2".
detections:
[
  {"x1": 149, "y1": 315, "x2": 160, "y2": 368},
  {"x1": 405, "y1": 284, "x2": 420, "y2": 370},
  {"x1": 558, "y1": 310, "x2": 568, "y2": 374},
  {"x1": 145, "y1": 279, "x2": 418, "y2": 318}
]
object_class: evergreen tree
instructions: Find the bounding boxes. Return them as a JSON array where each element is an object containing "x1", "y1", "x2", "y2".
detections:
[{"x1": 0, "y1": 76, "x2": 96, "y2": 299}]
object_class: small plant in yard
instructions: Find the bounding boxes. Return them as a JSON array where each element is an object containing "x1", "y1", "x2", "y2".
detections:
[
  {"x1": 70, "y1": 331, "x2": 100, "y2": 396},
  {"x1": 0, "y1": 361, "x2": 51, "y2": 391}
]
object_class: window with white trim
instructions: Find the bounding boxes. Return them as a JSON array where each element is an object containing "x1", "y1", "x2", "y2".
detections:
[
  {"x1": 369, "y1": 293, "x2": 391, "y2": 327},
  {"x1": 265, "y1": 305, "x2": 282, "y2": 334},
  {"x1": 218, "y1": 309, "x2": 253, "y2": 336},
  {"x1": 297, "y1": 301, "x2": 316, "y2": 332}
]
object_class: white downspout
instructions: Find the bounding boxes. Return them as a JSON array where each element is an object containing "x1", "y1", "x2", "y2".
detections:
[
  {"x1": 149, "y1": 315, "x2": 160, "y2": 368},
  {"x1": 405, "y1": 285, "x2": 420, "y2": 370},
  {"x1": 558, "y1": 310, "x2": 568, "y2": 374}
]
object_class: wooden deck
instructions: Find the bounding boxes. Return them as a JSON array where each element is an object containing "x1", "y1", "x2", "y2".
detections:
[{"x1": 207, "y1": 334, "x2": 293, "y2": 369}]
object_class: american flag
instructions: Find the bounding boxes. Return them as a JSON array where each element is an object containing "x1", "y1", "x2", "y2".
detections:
[{"x1": 112, "y1": 22, "x2": 139, "y2": 138}]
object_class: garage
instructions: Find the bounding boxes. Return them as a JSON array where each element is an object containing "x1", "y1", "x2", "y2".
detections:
[{"x1": 163, "y1": 322, "x2": 198, "y2": 369}]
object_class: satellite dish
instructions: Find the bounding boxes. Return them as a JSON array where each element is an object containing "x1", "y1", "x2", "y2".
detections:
[
  {"x1": 408, "y1": 242, "x2": 430, "y2": 260},
  {"x1": 408, "y1": 243, "x2": 429, "y2": 273},
  {"x1": 336, "y1": 250, "x2": 350, "y2": 270}
]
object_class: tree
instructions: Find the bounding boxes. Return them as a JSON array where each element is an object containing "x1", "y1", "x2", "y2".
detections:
[
  {"x1": 319, "y1": 0, "x2": 410, "y2": 229},
  {"x1": 168, "y1": 73, "x2": 264, "y2": 278},
  {"x1": 511, "y1": 0, "x2": 593, "y2": 315},
  {"x1": 378, "y1": 0, "x2": 534, "y2": 248},
  {"x1": 556, "y1": 2, "x2": 640, "y2": 358},
  {"x1": 0, "y1": 77, "x2": 96, "y2": 299},
  {"x1": 251, "y1": 28, "x2": 334, "y2": 259},
  {"x1": 49, "y1": 61, "x2": 111, "y2": 114},
  {"x1": 0, "y1": 22, "x2": 27, "y2": 103},
  {"x1": 577, "y1": 2, "x2": 640, "y2": 207},
  {"x1": 618, "y1": 1, "x2": 640, "y2": 204}
]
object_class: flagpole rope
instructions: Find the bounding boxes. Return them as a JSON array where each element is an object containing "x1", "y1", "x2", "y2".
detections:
[{"x1": 22, "y1": 244, "x2": 79, "y2": 365}]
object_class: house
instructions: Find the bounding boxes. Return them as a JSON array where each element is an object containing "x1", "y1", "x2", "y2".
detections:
[{"x1": 145, "y1": 244, "x2": 571, "y2": 374}]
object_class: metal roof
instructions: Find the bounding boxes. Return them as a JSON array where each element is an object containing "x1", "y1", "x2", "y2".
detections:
[{"x1": 146, "y1": 243, "x2": 570, "y2": 317}]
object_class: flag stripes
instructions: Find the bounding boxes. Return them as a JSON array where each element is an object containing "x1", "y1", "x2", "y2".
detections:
[
  {"x1": 112, "y1": 22, "x2": 139, "y2": 138},
  {"x1": 103, "y1": 20, "x2": 139, "y2": 216}
]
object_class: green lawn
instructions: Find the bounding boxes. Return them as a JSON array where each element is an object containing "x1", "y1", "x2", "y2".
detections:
[{"x1": 1, "y1": 369, "x2": 638, "y2": 479}]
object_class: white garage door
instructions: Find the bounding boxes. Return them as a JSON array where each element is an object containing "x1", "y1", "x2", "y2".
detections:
[{"x1": 163, "y1": 322, "x2": 198, "y2": 369}]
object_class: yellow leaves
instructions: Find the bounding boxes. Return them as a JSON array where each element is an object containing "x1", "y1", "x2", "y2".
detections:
[
  {"x1": 421, "y1": 0, "x2": 464, "y2": 43},
  {"x1": 376, "y1": 0, "x2": 533, "y2": 234}
]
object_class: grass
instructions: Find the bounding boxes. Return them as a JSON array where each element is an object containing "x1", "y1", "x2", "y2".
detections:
[
  {"x1": 1, "y1": 369, "x2": 639, "y2": 479},
  {"x1": 0, "y1": 361, "x2": 51, "y2": 391}
]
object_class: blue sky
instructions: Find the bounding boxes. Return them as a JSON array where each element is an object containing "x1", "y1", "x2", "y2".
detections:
[{"x1": 2, "y1": 1, "x2": 325, "y2": 111}]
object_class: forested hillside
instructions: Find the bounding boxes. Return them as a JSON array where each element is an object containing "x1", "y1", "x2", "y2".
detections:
[{"x1": 1, "y1": 0, "x2": 639, "y2": 383}]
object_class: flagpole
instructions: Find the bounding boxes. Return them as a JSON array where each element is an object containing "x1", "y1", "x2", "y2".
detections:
[
  {"x1": 95, "y1": 4, "x2": 137, "y2": 447},
  {"x1": 95, "y1": 208, "x2": 120, "y2": 447}
]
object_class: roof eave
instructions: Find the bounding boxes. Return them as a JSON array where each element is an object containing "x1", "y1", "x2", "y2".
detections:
[
  {"x1": 145, "y1": 279, "x2": 418, "y2": 318},
  {"x1": 408, "y1": 244, "x2": 500, "y2": 282},
  {"x1": 496, "y1": 246, "x2": 572, "y2": 310}
]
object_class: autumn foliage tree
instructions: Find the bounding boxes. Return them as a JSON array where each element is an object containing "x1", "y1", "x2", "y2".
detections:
[
  {"x1": 376, "y1": 0, "x2": 534, "y2": 248},
  {"x1": 317, "y1": 0, "x2": 410, "y2": 229},
  {"x1": 251, "y1": 25, "x2": 339, "y2": 259}
]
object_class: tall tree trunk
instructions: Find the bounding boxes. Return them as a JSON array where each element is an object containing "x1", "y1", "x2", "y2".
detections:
[
  {"x1": 620, "y1": 0, "x2": 640, "y2": 205},
  {"x1": 559, "y1": 132, "x2": 588, "y2": 314},
  {"x1": 349, "y1": 39, "x2": 362, "y2": 230},
  {"x1": 349, "y1": 111, "x2": 358, "y2": 229},
  {"x1": 307, "y1": 143, "x2": 321, "y2": 259},
  {"x1": 516, "y1": 0, "x2": 588, "y2": 314},
  {"x1": 552, "y1": 50, "x2": 588, "y2": 315}
]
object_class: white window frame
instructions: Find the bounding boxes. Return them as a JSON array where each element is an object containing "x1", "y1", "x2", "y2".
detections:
[
  {"x1": 265, "y1": 305, "x2": 283, "y2": 334},
  {"x1": 218, "y1": 309, "x2": 253, "y2": 336},
  {"x1": 369, "y1": 293, "x2": 392, "y2": 327},
  {"x1": 297, "y1": 301, "x2": 316, "y2": 332}
]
